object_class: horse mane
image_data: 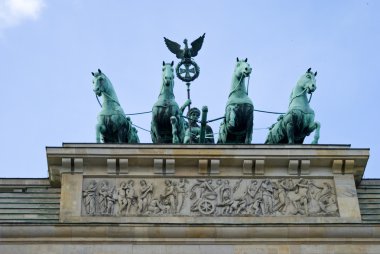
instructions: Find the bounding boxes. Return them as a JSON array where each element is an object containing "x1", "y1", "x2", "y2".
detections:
[{"x1": 288, "y1": 90, "x2": 293, "y2": 103}]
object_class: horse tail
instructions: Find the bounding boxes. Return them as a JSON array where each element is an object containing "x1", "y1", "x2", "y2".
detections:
[
  {"x1": 128, "y1": 126, "x2": 140, "y2": 143},
  {"x1": 122, "y1": 116, "x2": 139, "y2": 144},
  {"x1": 265, "y1": 115, "x2": 286, "y2": 144}
]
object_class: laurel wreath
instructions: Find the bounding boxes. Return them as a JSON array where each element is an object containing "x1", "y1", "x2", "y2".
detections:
[{"x1": 175, "y1": 59, "x2": 200, "y2": 82}]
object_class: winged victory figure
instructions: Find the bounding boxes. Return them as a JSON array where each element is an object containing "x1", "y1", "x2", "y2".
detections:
[{"x1": 164, "y1": 33, "x2": 206, "y2": 60}]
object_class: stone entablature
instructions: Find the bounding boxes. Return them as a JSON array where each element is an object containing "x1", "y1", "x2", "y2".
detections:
[{"x1": 46, "y1": 144, "x2": 369, "y2": 224}]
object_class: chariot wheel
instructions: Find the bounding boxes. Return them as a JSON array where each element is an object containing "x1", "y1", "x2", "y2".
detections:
[
  {"x1": 176, "y1": 59, "x2": 200, "y2": 82},
  {"x1": 198, "y1": 199, "x2": 215, "y2": 215}
]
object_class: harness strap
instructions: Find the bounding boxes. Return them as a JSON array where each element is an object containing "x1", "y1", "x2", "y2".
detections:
[
  {"x1": 96, "y1": 95, "x2": 102, "y2": 107},
  {"x1": 228, "y1": 74, "x2": 246, "y2": 98},
  {"x1": 102, "y1": 91, "x2": 121, "y2": 106},
  {"x1": 288, "y1": 88, "x2": 313, "y2": 106}
]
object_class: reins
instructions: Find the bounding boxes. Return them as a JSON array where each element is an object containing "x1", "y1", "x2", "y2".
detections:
[
  {"x1": 95, "y1": 91, "x2": 121, "y2": 108},
  {"x1": 96, "y1": 95, "x2": 102, "y2": 107},
  {"x1": 246, "y1": 75, "x2": 250, "y2": 95},
  {"x1": 228, "y1": 73, "x2": 247, "y2": 98},
  {"x1": 95, "y1": 76, "x2": 121, "y2": 108},
  {"x1": 288, "y1": 87, "x2": 313, "y2": 106}
]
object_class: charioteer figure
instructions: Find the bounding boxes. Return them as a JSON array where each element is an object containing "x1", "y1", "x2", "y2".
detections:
[{"x1": 184, "y1": 107, "x2": 215, "y2": 144}]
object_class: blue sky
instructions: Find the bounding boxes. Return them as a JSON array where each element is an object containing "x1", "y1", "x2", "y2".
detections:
[{"x1": 0, "y1": 0, "x2": 378, "y2": 178}]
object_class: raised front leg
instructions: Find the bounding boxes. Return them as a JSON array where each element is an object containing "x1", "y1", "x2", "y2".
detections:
[
  {"x1": 310, "y1": 121, "x2": 321, "y2": 144},
  {"x1": 179, "y1": 99, "x2": 191, "y2": 115}
]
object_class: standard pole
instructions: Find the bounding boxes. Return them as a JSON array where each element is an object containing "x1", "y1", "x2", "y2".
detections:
[
  {"x1": 186, "y1": 82, "x2": 192, "y2": 144},
  {"x1": 200, "y1": 106, "x2": 208, "y2": 143}
]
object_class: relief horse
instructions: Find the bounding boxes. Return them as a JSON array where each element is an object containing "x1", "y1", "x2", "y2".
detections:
[
  {"x1": 151, "y1": 61, "x2": 189, "y2": 143},
  {"x1": 92, "y1": 69, "x2": 139, "y2": 143},
  {"x1": 265, "y1": 68, "x2": 321, "y2": 144},
  {"x1": 218, "y1": 58, "x2": 254, "y2": 144}
]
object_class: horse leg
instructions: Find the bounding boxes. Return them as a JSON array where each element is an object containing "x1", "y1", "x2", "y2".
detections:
[
  {"x1": 170, "y1": 116, "x2": 180, "y2": 144},
  {"x1": 285, "y1": 122, "x2": 295, "y2": 144},
  {"x1": 184, "y1": 128, "x2": 191, "y2": 144},
  {"x1": 112, "y1": 114, "x2": 124, "y2": 143},
  {"x1": 96, "y1": 123, "x2": 102, "y2": 143},
  {"x1": 177, "y1": 114, "x2": 186, "y2": 143},
  {"x1": 96, "y1": 116, "x2": 105, "y2": 143},
  {"x1": 151, "y1": 108, "x2": 159, "y2": 143},
  {"x1": 245, "y1": 107, "x2": 254, "y2": 144},
  {"x1": 226, "y1": 105, "x2": 237, "y2": 128},
  {"x1": 179, "y1": 99, "x2": 191, "y2": 115},
  {"x1": 217, "y1": 122, "x2": 227, "y2": 144},
  {"x1": 310, "y1": 121, "x2": 321, "y2": 144},
  {"x1": 284, "y1": 111, "x2": 300, "y2": 144},
  {"x1": 282, "y1": 113, "x2": 295, "y2": 144}
]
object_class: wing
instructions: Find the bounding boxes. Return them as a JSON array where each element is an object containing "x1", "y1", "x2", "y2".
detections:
[
  {"x1": 190, "y1": 33, "x2": 205, "y2": 57},
  {"x1": 164, "y1": 37, "x2": 183, "y2": 59}
]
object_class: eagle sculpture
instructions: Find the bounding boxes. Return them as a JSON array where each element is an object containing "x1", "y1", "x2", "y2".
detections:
[{"x1": 164, "y1": 33, "x2": 206, "y2": 60}]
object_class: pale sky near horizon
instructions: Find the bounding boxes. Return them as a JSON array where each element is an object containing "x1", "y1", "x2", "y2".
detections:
[{"x1": 0, "y1": 0, "x2": 378, "y2": 178}]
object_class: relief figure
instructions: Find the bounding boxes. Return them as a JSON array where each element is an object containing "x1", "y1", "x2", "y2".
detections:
[
  {"x1": 138, "y1": 180, "x2": 153, "y2": 213},
  {"x1": 97, "y1": 180, "x2": 115, "y2": 215},
  {"x1": 160, "y1": 180, "x2": 177, "y2": 214},
  {"x1": 125, "y1": 180, "x2": 137, "y2": 214},
  {"x1": 82, "y1": 177, "x2": 338, "y2": 217},
  {"x1": 117, "y1": 181, "x2": 128, "y2": 215},
  {"x1": 83, "y1": 180, "x2": 97, "y2": 215}
]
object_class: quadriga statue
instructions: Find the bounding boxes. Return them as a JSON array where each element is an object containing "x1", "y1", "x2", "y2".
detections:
[
  {"x1": 218, "y1": 58, "x2": 254, "y2": 144},
  {"x1": 151, "y1": 61, "x2": 190, "y2": 143},
  {"x1": 92, "y1": 69, "x2": 139, "y2": 143},
  {"x1": 265, "y1": 68, "x2": 321, "y2": 144}
]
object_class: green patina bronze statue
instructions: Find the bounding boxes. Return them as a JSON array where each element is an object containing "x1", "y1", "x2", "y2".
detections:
[
  {"x1": 218, "y1": 58, "x2": 254, "y2": 144},
  {"x1": 92, "y1": 69, "x2": 139, "y2": 143},
  {"x1": 265, "y1": 68, "x2": 321, "y2": 144},
  {"x1": 151, "y1": 61, "x2": 190, "y2": 143},
  {"x1": 184, "y1": 106, "x2": 215, "y2": 144},
  {"x1": 164, "y1": 33, "x2": 205, "y2": 61},
  {"x1": 164, "y1": 33, "x2": 205, "y2": 83},
  {"x1": 89, "y1": 35, "x2": 323, "y2": 146}
]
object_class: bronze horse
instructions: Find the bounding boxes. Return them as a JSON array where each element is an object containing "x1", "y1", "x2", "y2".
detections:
[
  {"x1": 218, "y1": 58, "x2": 254, "y2": 144},
  {"x1": 151, "y1": 61, "x2": 189, "y2": 143},
  {"x1": 92, "y1": 69, "x2": 139, "y2": 143},
  {"x1": 265, "y1": 68, "x2": 321, "y2": 144}
]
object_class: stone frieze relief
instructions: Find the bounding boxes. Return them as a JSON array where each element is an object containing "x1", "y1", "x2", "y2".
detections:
[{"x1": 82, "y1": 178, "x2": 339, "y2": 217}]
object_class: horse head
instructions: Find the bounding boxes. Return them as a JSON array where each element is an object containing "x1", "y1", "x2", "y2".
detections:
[
  {"x1": 162, "y1": 61, "x2": 175, "y2": 88},
  {"x1": 92, "y1": 69, "x2": 109, "y2": 97},
  {"x1": 234, "y1": 57, "x2": 252, "y2": 79},
  {"x1": 298, "y1": 68, "x2": 317, "y2": 94}
]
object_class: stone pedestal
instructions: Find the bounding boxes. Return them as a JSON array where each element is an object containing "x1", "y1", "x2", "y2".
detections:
[
  {"x1": 2, "y1": 144, "x2": 378, "y2": 254},
  {"x1": 46, "y1": 144, "x2": 368, "y2": 225}
]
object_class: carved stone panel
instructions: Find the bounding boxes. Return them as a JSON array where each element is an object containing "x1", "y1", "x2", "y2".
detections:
[{"x1": 81, "y1": 178, "x2": 339, "y2": 217}]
